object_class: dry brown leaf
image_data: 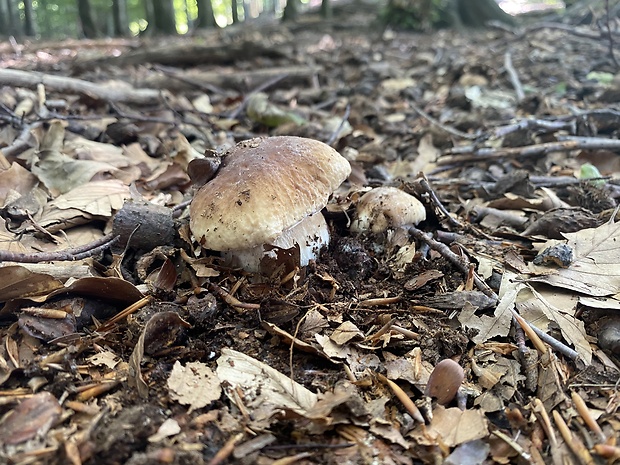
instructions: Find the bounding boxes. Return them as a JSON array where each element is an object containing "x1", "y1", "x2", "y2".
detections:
[
  {"x1": 458, "y1": 272, "x2": 517, "y2": 344},
  {"x1": 578, "y1": 296, "x2": 620, "y2": 310},
  {"x1": 0, "y1": 266, "x2": 64, "y2": 303},
  {"x1": 424, "y1": 405, "x2": 489, "y2": 447},
  {"x1": 527, "y1": 220, "x2": 620, "y2": 297},
  {"x1": 216, "y1": 348, "x2": 317, "y2": 424},
  {"x1": 168, "y1": 361, "x2": 221, "y2": 413},
  {"x1": 0, "y1": 222, "x2": 26, "y2": 253},
  {"x1": 34, "y1": 152, "x2": 119, "y2": 195},
  {"x1": 0, "y1": 391, "x2": 62, "y2": 445},
  {"x1": 44, "y1": 179, "x2": 130, "y2": 216},
  {"x1": 0, "y1": 162, "x2": 38, "y2": 207},
  {"x1": 330, "y1": 321, "x2": 364, "y2": 345},
  {"x1": 517, "y1": 284, "x2": 591, "y2": 364}
]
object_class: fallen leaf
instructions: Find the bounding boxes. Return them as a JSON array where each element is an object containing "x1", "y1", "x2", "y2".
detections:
[
  {"x1": 330, "y1": 321, "x2": 364, "y2": 345},
  {"x1": 517, "y1": 284, "x2": 591, "y2": 364},
  {"x1": 458, "y1": 272, "x2": 517, "y2": 344},
  {"x1": 423, "y1": 405, "x2": 489, "y2": 447},
  {"x1": 0, "y1": 392, "x2": 62, "y2": 445},
  {"x1": 216, "y1": 348, "x2": 317, "y2": 425},
  {"x1": 528, "y1": 221, "x2": 620, "y2": 297},
  {"x1": 168, "y1": 361, "x2": 221, "y2": 413}
]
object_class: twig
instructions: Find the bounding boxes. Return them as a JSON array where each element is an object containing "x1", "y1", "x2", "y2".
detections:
[
  {"x1": 208, "y1": 282, "x2": 261, "y2": 310},
  {"x1": 528, "y1": 320, "x2": 579, "y2": 361},
  {"x1": 0, "y1": 68, "x2": 162, "y2": 105},
  {"x1": 517, "y1": 22, "x2": 612, "y2": 41},
  {"x1": 0, "y1": 233, "x2": 119, "y2": 263},
  {"x1": 407, "y1": 226, "x2": 498, "y2": 301},
  {"x1": 108, "y1": 102, "x2": 214, "y2": 130},
  {"x1": 439, "y1": 137, "x2": 620, "y2": 166},
  {"x1": 410, "y1": 101, "x2": 477, "y2": 140},
  {"x1": 503, "y1": 51, "x2": 525, "y2": 102},
  {"x1": 227, "y1": 74, "x2": 289, "y2": 120},
  {"x1": 97, "y1": 295, "x2": 152, "y2": 332},
  {"x1": 153, "y1": 64, "x2": 227, "y2": 95},
  {"x1": 326, "y1": 103, "x2": 351, "y2": 146},
  {"x1": 604, "y1": 0, "x2": 620, "y2": 70},
  {"x1": 415, "y1": 175, "x2": 462, "y2": 228}
]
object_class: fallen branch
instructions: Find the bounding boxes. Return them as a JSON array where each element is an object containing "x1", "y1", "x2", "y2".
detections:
[
  {"x1": 0, "y1": 68, "x2": 162, "y2": 105},
  {"x1": 439, "y1": 137, "x2": 620, "y2": 165},
  {"x1": 0, "y1": 233, "x2": 119, "y2": 263}
]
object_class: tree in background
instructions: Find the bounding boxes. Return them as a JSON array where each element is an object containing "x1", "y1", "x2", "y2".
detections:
[
  {"x1": 0, "y1": 0, "x2": 23, "y2": 37},
  {"x1": 196, "y1": 0, "x2": 218, "y2": 28},
  {"x1": 149, "y1": 0, "x2": 177, "y2": 33},
  {"x1": 77, "y1": 0, "x2": 99, "y2": 37},
  {"x1": 456, "y1": 0, "x2": 515, "y2": 27},
  {"x1": 282, "y1": 0, "x2": 299, "y2": 21},
  {"x1": 382, "y1": 0, "x2": 515, "y2": 31},
  {"x1": 112, "y1": 0, "x2": 129, "y2": 36},
  {"x1": 231, "y1": 0, "x2": 240, "y2": 24},
  {"x1": 320, "y1": 0, "x2": 332, "y2": 20},
  {"x1": 23, "y1": 0, "x2": 37, "y2": 36}
]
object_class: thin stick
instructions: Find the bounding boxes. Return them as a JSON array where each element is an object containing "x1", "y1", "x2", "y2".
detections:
[
  {"x1": 326, "y1": 104, "x2": 351, "y2": 146},
  {"x1": 504, "y1": 51, "x2": 525, "y2": 102},
  {"x1": 0, "y1": 233, "x2": 119, "y2": 263},
  {"x1": 407, "y1": 226, "x2": 497, "y2": 301}
]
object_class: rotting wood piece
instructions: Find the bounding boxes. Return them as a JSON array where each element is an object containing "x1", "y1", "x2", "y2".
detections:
[{"x1": 74, "y1": 41, "x2": 290, "y2": 69}]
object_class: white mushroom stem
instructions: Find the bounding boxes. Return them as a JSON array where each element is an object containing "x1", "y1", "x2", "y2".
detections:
[{"x1": 222, "y1": 212, "x2": 330, "y2": 273}]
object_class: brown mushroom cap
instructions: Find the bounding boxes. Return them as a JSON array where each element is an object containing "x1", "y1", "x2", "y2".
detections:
[
  {"x1": 350, "y1": 186, "x2": 426, "y2": 234},
  {"x1": 190, "y1": 136, "x2": 351, "y2": 251}
]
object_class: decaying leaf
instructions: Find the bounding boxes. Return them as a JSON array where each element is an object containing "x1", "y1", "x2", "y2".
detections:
[
  {"x1": 0, "y1": 392, "x2": 62, "y2": 445},
  {"x1": 413, "y1": 405, "x2": 489, "y2": 448},
  {"x1": 528, "y1": 221, "x2": 620, "y2": 297},
  {"x1": 216, "y1": 348, "x2": 317, "y2": 425},
  {"x1": 458, "y1": 272, "x2": 517, "y2": 344},
  {"x1": 517, "y1": 284, "x2": 591, "y2": 364},
  {"x1": 168, "y1": 361, "x2": 221, "y2": 413},
  {"x1": 0, "y1": 266, "x2": 64, "y2": 303}
]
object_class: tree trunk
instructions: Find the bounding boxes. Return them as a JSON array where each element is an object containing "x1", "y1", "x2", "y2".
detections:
[
  {"x1": 1, "y1": 0, "x2": 23, "y2": 37},
  {"x1": 22, "y1": 0, "x2": 37, "y2": 36},
  {"x1": 282, "y1": 0, "x2": 299, "y2": 22},
  {"x1": 0, "y1": 0, "x2": 9, "y2": 36},
  {"x1": 231, "y1": 0, "x2": 240, "y2": 24},
  {"x1": 112, "y1": 0, "x2": 129, "y2": 36},
  {"x1": 456, "y1": 0, "x2": 515, "y2": 28},
  {"x1": 196, "y1": 0, "x2": 217, "y2": 28},
  {"x1": 150, "y1": 0, "x2": 177, "y2": 34},
  {"x1": 320, "y1": 0, "x2": 332, "y2": 19},
  {"x1": 77, "y1": 0, "x2": 99, "y2": 37}
]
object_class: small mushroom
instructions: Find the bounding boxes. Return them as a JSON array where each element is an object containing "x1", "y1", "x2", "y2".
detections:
[
  {"x1": 425, "y1": 358, "x2": 464, "y2": 406},
  {"x1": 350, "y1": 187, "x2": 426, "y2": 235},
  {"x1": 189, "y1": 136, "x2": 351, "y2": 273}
]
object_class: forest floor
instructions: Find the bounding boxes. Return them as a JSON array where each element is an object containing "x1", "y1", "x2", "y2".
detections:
[{"x1": 1, "y1": 3, "x2": 620, "y2": 465}]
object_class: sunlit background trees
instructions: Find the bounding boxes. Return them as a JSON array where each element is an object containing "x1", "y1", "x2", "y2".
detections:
[
  {"x1": 0, "y1": 0, "x2": 570, "y2": 39},
  {"x1": 0, "y1": 0, "x2": 298, "y2": 38}
]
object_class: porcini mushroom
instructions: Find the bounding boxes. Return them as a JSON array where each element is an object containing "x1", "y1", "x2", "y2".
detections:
[
  {"x1": 350, "y1": 187, "x2": 426, "y2": 235},
  {"x1": 189, "y1": 136, "x2": 351, "y2": 273}
]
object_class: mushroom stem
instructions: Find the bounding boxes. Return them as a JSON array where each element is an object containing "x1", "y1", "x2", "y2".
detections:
[{"x1": 222, "y1": 212, "x2": 330, "y2": 273}]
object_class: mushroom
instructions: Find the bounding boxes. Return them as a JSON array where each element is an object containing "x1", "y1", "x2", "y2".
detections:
[
  {"x1": 189, "y1": 136, "x2": 351, "y2": 273},
  {"x1": 350, "y1": 186, "x2": 426, "y2": 235},
  {"x1": 425, "y1": 358, "x2": 464, "y2": 406}
]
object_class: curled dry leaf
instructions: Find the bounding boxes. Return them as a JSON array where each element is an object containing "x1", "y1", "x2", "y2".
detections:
[{"x1": 0, "y1": 392, "x2": 62, "y2": 445}]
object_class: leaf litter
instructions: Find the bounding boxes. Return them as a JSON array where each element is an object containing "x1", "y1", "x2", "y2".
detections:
[{"x1": 1, "y1": 3, "x2": 620, "y2": 465}]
